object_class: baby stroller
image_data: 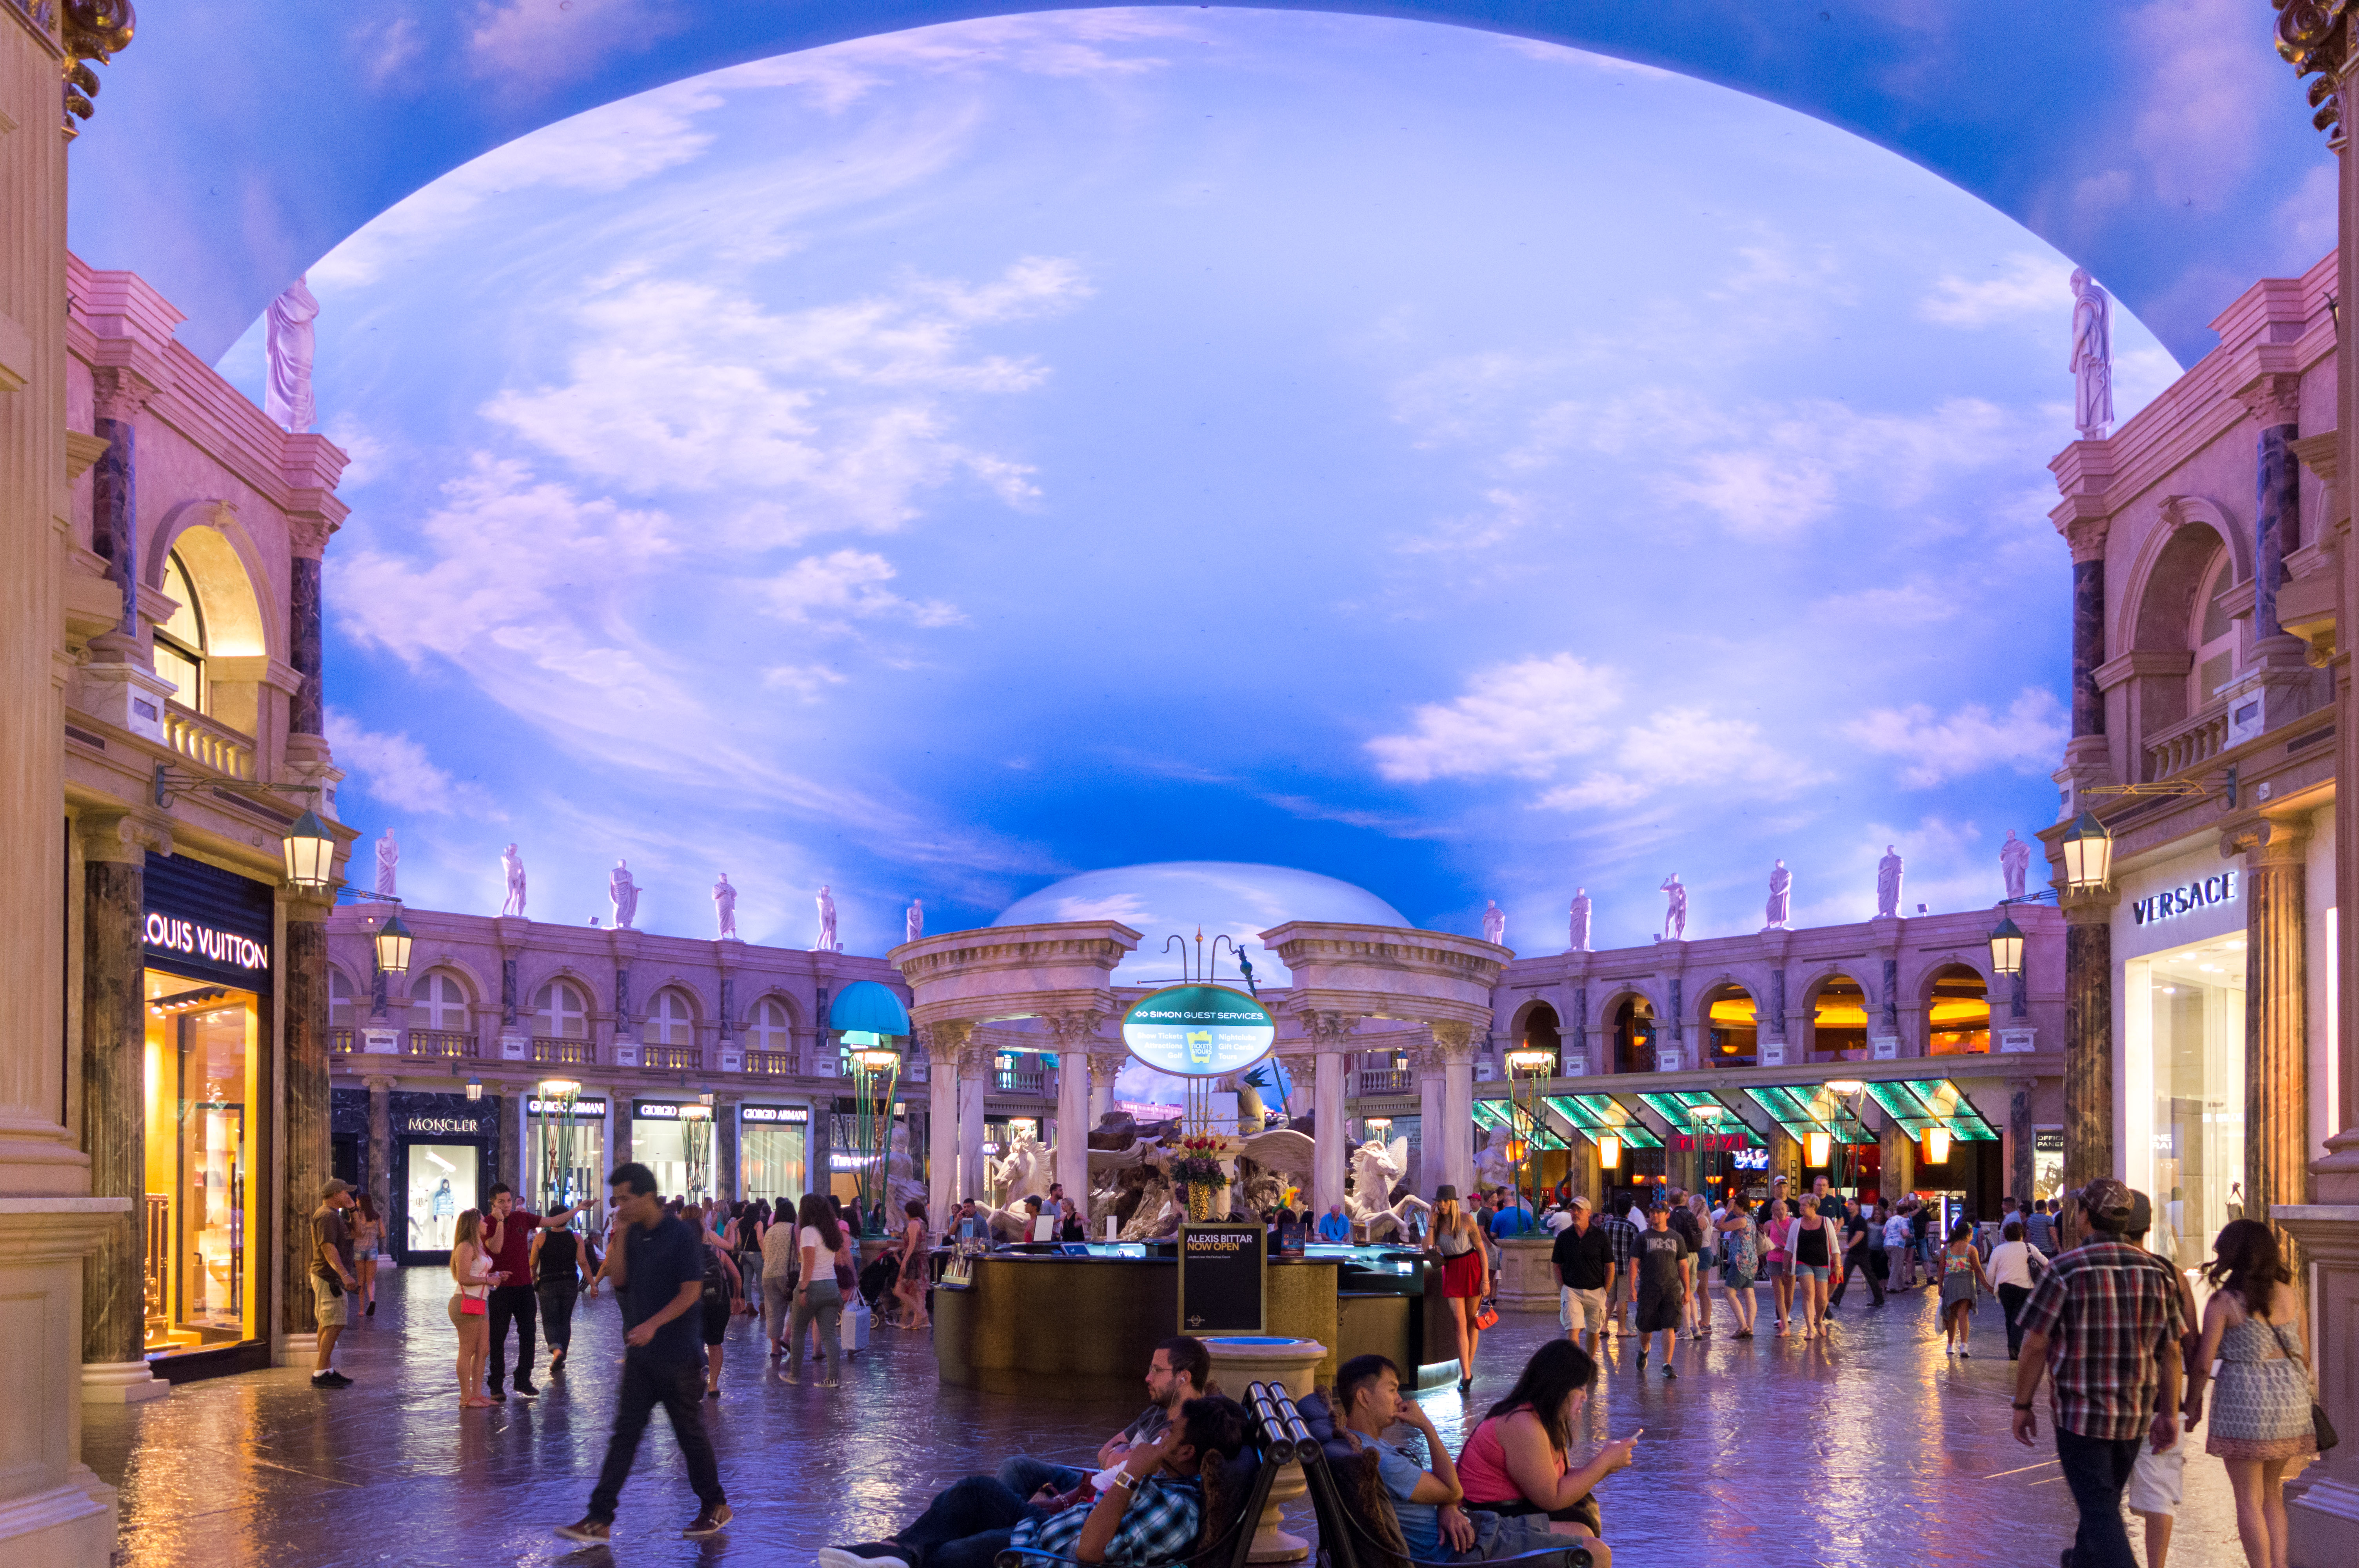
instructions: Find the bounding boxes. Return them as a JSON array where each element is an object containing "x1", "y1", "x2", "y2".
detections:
[{"x1": 857, "y1": 1252, "x2": 899, "y2": 1317}]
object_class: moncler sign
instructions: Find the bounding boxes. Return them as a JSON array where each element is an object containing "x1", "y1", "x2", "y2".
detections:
[
  {"x1": 2130, "y1": 871, "x2": 2237, "y2": 927},
  {"x1": 144, "y1": 911, "x2": 271, "y2": 972}
]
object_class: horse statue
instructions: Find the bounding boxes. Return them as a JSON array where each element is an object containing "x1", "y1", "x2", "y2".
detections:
[
  {"x1": 1345, "y1": 1136, "x2": 1432, "y2": 1243},
  {"x1": 989, "y1": 1125, "x2": 1053, "y2": 1207}
]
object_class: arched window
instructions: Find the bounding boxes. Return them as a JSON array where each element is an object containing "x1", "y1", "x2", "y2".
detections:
[
  {"x1": 410, "y1": 969, "x2": 470, "y2": 1031},
  {"x1": 153, "y1": 550, "x2": 209, "y2": 711},
  {"x1": 1512, "y1": 1003, "x2": 1561, "y2": 1073},
  {"x1": 1809, "y1": 976, "x2": 1867, "y2": 1063},
  {"x1": 747, "y1": 998, "x2": 793, "y2": 1052},
  {"x1": 1926, "y1": 965, "x2": 1991, "y2": 1055},
  {"x1": 645, "y1": 988, "x2": 695, "y2": 1045},
  {"x1": 2191, "y1": 547, "x2": 2237, "y2": 709},
  {"x1": 329, "y1": 968, "x2": 354, "y2": 1028},
  {"x1": 534, "y1": 980, "x2": 587, "y2": 1039},
  {"x1": 1612, "y1": 996, "x2": 1656, "y2": 1074},
  {"x1": 1701, "y1": 984, "x2": 1758, "y2": 1068}
]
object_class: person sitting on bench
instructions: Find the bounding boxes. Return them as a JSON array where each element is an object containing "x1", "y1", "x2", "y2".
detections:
[
  {"x1": 998, "y1": 1337, "x2": 1216, "y2": 1501},
  {"x1": 817, "y1": 1395, "x2": 1249, "y2": 1568},
  {"x1": 1332, "y1": 1354, "x2": 1614, "y2": 1565}
]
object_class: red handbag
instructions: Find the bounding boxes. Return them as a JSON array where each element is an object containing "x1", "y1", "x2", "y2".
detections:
[
  {"x1": 1474, "y1": 1299, "x2": 1500, "y2": 1331},
  {"x1": 460, "y1": 1294, "x2": 487, "y2": 1317}
]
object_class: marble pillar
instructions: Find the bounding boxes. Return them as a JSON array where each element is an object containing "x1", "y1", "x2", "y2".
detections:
[
  {"x1": 1312, "y1": 1051, "x2": 1347, "y2": 1215},
  {"x1": 2063, "y1": 903, "x2": 2115, "y2": 1190},
  {"x1": 958, "y1": 1042, "x2": 988, "y2": 1207},
  {"x1": 1051, "y1": 1019, "x2": 1097, "y2": 1222},
  {"x1": 496, "y1": 1090, "x2": 520, "y2": 1196},
  {"x1": 282, "y1": 907, "x2": 334, "y2": 1346},
  {"x1": 1090, "y1": 1054, "x2": 1122, "y2": 1129},
  {"x1": 1416, "y1": 1050, "x2": 1445, "y2": 1198},
  {"x1": 365, "y1": 1076, "x2": 392, "y2": 1215},
  {"x1": 2242, "y1": 822, "x2": 2312, "y2": 1254},
  {"x1": 78, "y1": 823, "x2": 152, "y2": 1388},
  {"x1": 2252, "y1": 383, "x2": 2300, "y2": 639},
  {"x1": 1568, "y1": 986, "x2": 1588, "y2": 1072},
  {"x1": 927, "y1": 1027, "x2": 962, "y2": 1217},
  {"x1": 714, "y1": 1099, "x2": 738, "y2": 1203},
  {"x1": 1881, "y1": 1120, "x2": 1915, "y2": 1203},
  {"x1": 2071, "y1": 554, "x2": 2106, "y2": 742},
  {"x1": 289, "y1": 555, "x2": 324, "y2": 740},
  {"x1": 1433, "y1": 1023, "x2": 1477, "y2": 1198},
  {"x1": 2007, "y1": 1078, "x2": 2038, "y2": 1207},
  {"x1": 89, "y1": 390, "x2": 138, "y2": 643}
]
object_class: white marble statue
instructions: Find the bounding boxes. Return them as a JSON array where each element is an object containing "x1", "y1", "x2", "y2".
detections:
[
  {"x1": 989, "y1": 1125, "x2": 1053, "y2": 1207},
  {"x1": 1482, "y1": 899, "x2": 1506, "y2": 946},
  {"x1": 374, "y1": 828, "x2": 398, "y2": 898},
  {"x1": 1568, "y1": 888, "x2": 1591, "y2": 952},
  {"x1": 1473, "y1": 1124, "x2": 1518, "y2": 1193},
  {"x1": 2070, "y1": 268, "x2": 2113, "y2": 440},
  {"x1": 1877, "y1": 844, "x2": 1905, "y2": 919},
  {"x1": 500, "y1": 843, "x2": 527, "y2": 918},
  {"x1": 1660, "y1": 873, "x2": 1688, "y2": 942},
  {"x1": 713, "y1": 872, "x2": 738, "y2": 939},
  {"x1": 2000, "y1": 830, "x2": 2032, "y2": 902},
  {"x1": 1765, "y1": 859, "x2": 1792, "y2": 929},
  {"x1": 264, "y1": 275, "x2": 319, "y2": 434},
  {"x1": 1345, "y1": 1136, "x2": 1432, "y2": 1243},
  {"x1": 906, "y1": 898, "x2": 924, "y2": 944},
  {"x1": 609, "y1": 859, "x2": 639, "y2": 929},
  {"x1": 814, "y1": 884, "x2": 838, "y2": 951},
  {"x1": 885, "y1": 1125, "x2": 928, "y2": 1217}
]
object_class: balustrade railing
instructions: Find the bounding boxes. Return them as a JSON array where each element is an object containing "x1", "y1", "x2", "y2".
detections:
[
  {"x1": 329, "y1": 1027, "x2": 353, "y2": 1056},
  {"x1": 742, "y1": 1050, "x2": 796, "y2": 1076},
  {"x1": 2143, "y1": 699, "x2": 2229, "y2": 782},
  {"x1": 642, "y1": 1044, "x2": 699, "y2": 1071},
  {"x1": 407, "y1": 1029, "x2": 477, "y2": 1060},
  {"x1": 533, "y1": 1036, "x2": 595, "y2": 1066},
  {"x1": 1357, "y1": 1069, "x2": 1413, "y2": 1095},
  {"x1": 993, "y1": 1065, "x2": 1047, "y2": 1094},
  {"x1": 164, "y1": 700, "x2": 256, "y2": 780}
]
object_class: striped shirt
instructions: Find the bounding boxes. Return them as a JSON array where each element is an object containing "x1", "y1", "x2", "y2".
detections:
[{"x1": 2016, "y1": 1239, "x2": 2188, "y2": 1441}]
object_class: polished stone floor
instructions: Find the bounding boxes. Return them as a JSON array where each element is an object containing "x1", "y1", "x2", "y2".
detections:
[{"x1": 86, "y1": 1266, "x2": 2257, "y2": 1565}]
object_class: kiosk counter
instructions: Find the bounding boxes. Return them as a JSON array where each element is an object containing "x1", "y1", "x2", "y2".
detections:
[{"x1": 932, "y1": 1241, "x2": 1457, "y2": 1399}]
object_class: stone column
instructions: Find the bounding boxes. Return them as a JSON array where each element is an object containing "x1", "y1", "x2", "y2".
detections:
[
  {"x1": 1303, "y1": 1012, "x2": 1355, "y2": 1216},
  {"x1": 78, "y1": 815, "x2": 167, "y2": 1402},
  {"x1": 2250, "y1": 377, "x2": 2301, "y2": 640},
  {"x1": 958, "y1": 1041, "x2": 989, "y2": 1208},
  {"x1": 365, "y1": 1076, "x2": 392, "y2": 1218},
  {"x1": 1090, "y1": 1053, "x2": 1123, "y2": 1127},
  {"x1": 714, "y1": 1098, "x2": 739, "y2": 1203},
  {"x1": 1432, "y1": 1022, "x2": 1477, "y2": 1198},
  {"x1": 1047, "y1": 1014, "x2": 1100, "y2": 1221},
  {"x1": 1416, "y1": 1047, "x2": 1445, "y2": 1197},
  {"x1": 1764, "y1": 965, "x2": 1790, "y2": 1067},
  {"x1": 2239, "y1": 819, "x2": 2312, "y2": 1252},
  {"x1": 285, "y1": 520, "x2": 328, "y2": 753},
  {"x1": 496, "y1": 1089, "x2": 520, "y2": 1195},
  {"x1": 2069, "y1": 523, "x2": 2108, "y2": 747},
  {"x1": 2007, "y1": 1078, "x2": 2038, "y2": 1207},
  {"x1": 925, "y1": 1026, "x2": 963, "y2": 1218},
  {"x1": 2062, "y1": 897, "x2": 2116, "y2": 1190},
  {"x1": 1881, "y1": 1119, "x2": 1915, "y2": 1203},
  {"x1": 280, "y1": 901, "x2": 335, "y2": 1357},
  {"x1": 1567, "y1": 984, "x2": 1590, "y2": 1075}
]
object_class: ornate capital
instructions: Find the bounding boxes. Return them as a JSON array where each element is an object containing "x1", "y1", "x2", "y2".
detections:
[
  {"x1": 76, "y1": 808, "x2": 170, "y2": 866},
  {"x1": 2274, "y1": 0, "x2": 2352, "y2": 136},
  {"x1": 1427, "y1": 1020, "x2": 1476, "y2": 1061},
  {"x1": 2058, "y1": 507, "x2": 2111, "y2": 565},
  {"x1": 1297, "y1": 1009, "x2": 1359, "y2": 1051},
  {"x1": 88, "y1": 364, "x2": 157, "y2": 425},
  {"x1": 2237, "y1": 370, "x2": 2304, "y2": 428},
  {"x1": 1089, "y1": 1051, "x2": 1127, "y2": 1090},
  {"x1": 1045, "y1": 1009, "x2": 1107, "y2": 1051},
  {"x1": 62, "y1": 0, "x2": 137, "y2": 137},
  {"x1": 286, "y1": 512, "x2": 337, "y2": 561},
  {"x1": 2223, "y1": 813, "x2": 2313, "y2": 867}
]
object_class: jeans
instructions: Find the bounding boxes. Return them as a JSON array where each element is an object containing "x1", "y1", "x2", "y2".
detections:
[
  {"x1": 587, "y1": 1351, "x2": 726, "y2": 1523},
  {"x1": 1830, "y1": 1244, "x2": 1884, "y2": 1306},
  {"x1": 761, "y1": 1274, "x2": 793, "y2": 1348},
  {"x1": 1998, "y1": 1283, "x2": 2032, "y2": 1358},
  {"x1": 996, "y1": 1456, "x2": 1087, "y2": 1500},
  {"x1": 538, "y1": 1279, "x2": 579, "y2": 1356},
  {"x1": 788, "y1": 1279, "x2": 843, "y2": 1380},
  {"x1": 890, "y1": 1475, "x2": 1036, "y2": 1568},
  {"x1": 486, "y1": 1283, "x2": 537, "y2": 1390},
  {"x1": 2054, "y1": 1427, "x2": 2142, "y2": 1568}
]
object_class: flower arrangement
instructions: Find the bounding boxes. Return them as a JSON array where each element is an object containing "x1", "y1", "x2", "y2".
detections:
[{"x1": 1167, "y1": 1132, "x2": 1239, "y2": 1189}]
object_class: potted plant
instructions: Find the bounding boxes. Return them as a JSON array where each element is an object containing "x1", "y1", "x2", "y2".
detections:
[{"x1": 1168, "y1": 1134, "x2": 1239, "y2": 1222}]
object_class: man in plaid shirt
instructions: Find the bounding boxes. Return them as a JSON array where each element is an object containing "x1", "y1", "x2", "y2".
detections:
[
  {"x1": 2011, "y1": 1178, "x2": 2186, "y2": 1568},
  {"x1": 1596, "y1": 1195, "x2": 1641, "y2": 1337}
]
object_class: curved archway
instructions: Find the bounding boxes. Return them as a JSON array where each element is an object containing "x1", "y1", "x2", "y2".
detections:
[
  {"x1": 1924, "y1": 964, "x2": 1991, "y2": 1056},
  {"x1": 151, "y1": 519, "x2": 271, "y2": 733},
  {"x1": 1510, "y1": 1000, "x2": 1561, "y2": 1074},
  {"x1": 1699, "y1": 982, "x2": 1758, "y2": 1070},
  {"x1": 1805, "y1": 973, "x2": 1867, "y2": 1064},
  {"x1": 2121, "y1": 499, "x2": 2240, "y2": 766},
  {"x1": 1610, "y1": 993, "x2": 1657, "y2": 1075}
]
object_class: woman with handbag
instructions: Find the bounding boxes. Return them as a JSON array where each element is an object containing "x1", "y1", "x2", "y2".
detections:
[
  {"x1": 1985, "y1": 1220, "x2": 2045, "y2": 1361},
  {"x1": 1432, "y1": 1186, "x2": 1490, "y2": 1396},
  {"x1": 783, "y1": 1192, "x2": 848, "y2": 1388},
  {"x1": 448, "y1": 1210, "x2": 503, "y2": 1409},
  {"x1": 2184, "y1": 1219, "x2": 2321, "y2": 1568}
]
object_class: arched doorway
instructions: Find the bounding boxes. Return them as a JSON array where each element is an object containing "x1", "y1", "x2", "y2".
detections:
[
  {"x1": 1699, "y1": 984, "x2": 1757, "y2": 1069},
  {"x1": 1612, "y1": 996, "x2": 1656, "y2": 1074},
  {"x1": 1808, "y1": 975, "x2": 1867, "y2": 1063},
  {"x1": 1926, "y1": 966, "x2": 1991, "y2": 1055},
  {"x1": 1516, "y1": 1002, "x2": 1561, "y2": 1071}
]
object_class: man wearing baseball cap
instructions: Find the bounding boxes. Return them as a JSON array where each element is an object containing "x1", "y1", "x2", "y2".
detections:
[
  {"x1": 310, "y1": 1179, "x2": 360, "y2": 1388},
  {"x1": 2010, "y1": 1178, "x2": 2188, "y2": 1568}
]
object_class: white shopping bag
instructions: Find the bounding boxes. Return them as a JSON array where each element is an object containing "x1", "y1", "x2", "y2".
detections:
[{"x1": 839, "y1": 1295, "x2": 871, "y2": 1354}]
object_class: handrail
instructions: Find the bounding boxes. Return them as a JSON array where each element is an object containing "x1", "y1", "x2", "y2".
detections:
[
  {"x1": 162, "y1": 699, "x2": 256, "y2": 781},
  {"x1": 2142, "y1": 697, "x2": 2229, "y2": 782}
]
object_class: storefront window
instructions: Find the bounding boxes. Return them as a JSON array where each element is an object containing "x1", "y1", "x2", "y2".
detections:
[
  {"x1": 525, "y1": 1100, "x2": 608, "y2": 1220},
  {"x1": 634, "y1": 1102, "x2": 714, "y2": 1203},
  {"x1": 144, "y1": 973, "x2": 261, "y2": 1352},
  {"x1": 2032, "y1": 1129, "x2": 2064, "y2": 1203},
  {"x1": 2131, "y1": 936, "x2": 2246, "y2": 1274},
  {"x1": 407, "y1": 1145, "x2": 476, "y2": 1251},
  {"x1": 740, "y1": 1107, "x2": 808, "y2": 1204}
]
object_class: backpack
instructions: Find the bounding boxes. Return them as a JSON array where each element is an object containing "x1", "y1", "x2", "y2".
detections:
[{"x1": 701, "y1": 1238, "x2": 729, "y2": 1305}]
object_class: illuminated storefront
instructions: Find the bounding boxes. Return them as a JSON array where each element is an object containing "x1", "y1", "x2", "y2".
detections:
[
  {"x1": 391, "y1": 1095, "x2": 497, "y2": 1264},
  {"x1": 140, "y1": 853, "x2": 273, "y2": 1361},
  {"x1": 738, "y1": 1104, "x2": 809, "y2": 1205},
  {"x1": 633, "y1": 1099, "x2": 716, "y2": 1203},
  {"x1": 526, "y1": 1090, "x2": 609, "y2": 1220}
]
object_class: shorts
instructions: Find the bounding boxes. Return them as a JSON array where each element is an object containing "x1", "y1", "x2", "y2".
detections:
[
  {"x1": 701, "y1": 1298, "x2": 730, "y2": 1347},
  {"x1": 1635, "y1": 1290, "x2": 1682, "y2": 1334},
  {"x1": 353, "y1": 1246, "x2": 378, "y2": 1262},
  {"x1": 1796, "y1": 1263, "x2": 1829, "y2": 1282},
  {"x1": 1767, "y1": 1257, "x2": 1793, "y2": 1280},
  {"x1": 1464, "y1": 1509, "x2": 1578, "y2": 1559},
  {"x1": 1562, "y1": 1287, "x2": 1607, "y2": 1334},
  {"x1": 312, "y1": 1273, "x2": 349, "y2": 1328},
  {"x1": 2126, "y1": 1431, "x2": 2186, "y2": 1515}
]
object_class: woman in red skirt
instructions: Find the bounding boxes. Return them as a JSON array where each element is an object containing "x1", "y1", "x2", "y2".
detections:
[{"x1": 1432, "y1": 1185, "x2": 1490, "y2": 1394}]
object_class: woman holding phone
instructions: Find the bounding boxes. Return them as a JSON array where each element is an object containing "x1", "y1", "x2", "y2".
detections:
[
  {"x1": 1453, "y1": 1338, "x2": 1635, "y2": 1562},
  {"x1": 448, "y1": 1209, "x2": 503, "y2": 1408}
]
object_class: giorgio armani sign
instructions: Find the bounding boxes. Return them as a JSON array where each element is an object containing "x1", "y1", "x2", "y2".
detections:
[{"x1": 2129, "y1": 871, "x2": 2237, "y2": 926}]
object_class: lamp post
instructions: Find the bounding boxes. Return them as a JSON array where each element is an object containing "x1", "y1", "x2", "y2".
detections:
[
  {"x1": 1504, "y1": 1046, "x2": 1555, "y2": 1207},
  {"x1": 2061, "y1": 811, "x2": 2114, "y2": 893},
  {"x1": 537, "y1": 1077, "x2": 582, "y2": 1215},
  {"x1": 845, "y1": 1031, "x2": 903, "y2": 1222},
  {"x1": 1988, "y1": 916, "x2": 2025, "y2": 976}
]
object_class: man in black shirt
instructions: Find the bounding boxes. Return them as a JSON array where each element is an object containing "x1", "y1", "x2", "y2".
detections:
[
  {"x1": 1549, "y1": 1197, "x2": 1616, "y2": 1354},
  {"x1": 1828, "y1": 1196, "x2": 1885, "y2": 1309},
  {"x1": 1630, "y1": 1203, "x2": 1691, "y2": 1379},
  {"x1": 558, "y1": 1162, "x2": 731, "y2": 1543}
]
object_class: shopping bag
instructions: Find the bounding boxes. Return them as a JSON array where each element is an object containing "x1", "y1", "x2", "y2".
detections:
[{"x1": 839, "y1": 1295, "x2": 872, "y2": 1353}]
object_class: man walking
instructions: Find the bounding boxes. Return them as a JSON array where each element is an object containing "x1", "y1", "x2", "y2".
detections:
[
  {"x1": 1631, "y1": 1201, "x2": 1690, "y2": 1379},
  {"x1": 2025, "y1": 1198, "x2": 2059, "y2": 1254},
  {"x1": 482, "y1": 1181, "x2": 582, "y2": 1399},
  {"x1": 1597, "y1": 1195, "x2": 1640, "y2": 1339},
  {"x1": 310, "y1": 1179, "x2": 358, "y2": 1388},
  {"x1": 1550, "y1": 1197, "x2": 1615, "y2": 1354},
  {"x1": 1828, "y1": 1196, "x2": 1884, "y2": 1309},
  {"x1": 558, "y1": 1162, "x2": 731, "y2": 1543},
  {"x1": 2010, "y1": 1179, "x2": 2186, "y2": 1568}
]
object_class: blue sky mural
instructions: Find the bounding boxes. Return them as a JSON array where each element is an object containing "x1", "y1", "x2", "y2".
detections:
[{"x1": 214, "y1": 9, "x2": 2221, "y2": 955}]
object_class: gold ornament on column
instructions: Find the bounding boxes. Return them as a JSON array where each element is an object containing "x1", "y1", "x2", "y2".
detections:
[
  {"x1": 2274, "y1": 0, "x2": 2353, "y2": 134},
  {"x1": 61, "y1": 0, "x2": 136, "y2": 135}
]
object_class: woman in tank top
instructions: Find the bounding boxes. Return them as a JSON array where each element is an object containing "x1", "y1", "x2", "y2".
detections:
[
  {"x1": 1790, "y1": 1202, "x2": 1834, "y2": 1340},
  {"x1": 448, "y1": 1210, "x2": 502, "y2": 1409},
  {"x1": 1455, "y1": 1339, "x2": 1635, "y2": 1557},
  {"x1": 2185, "y1": 1218, "x2": 2318, "y2": 1568},
  {"x1": 1761, "y1": 1199, "x2": 1797, "y2": 1336},
  {"x1": 1431, "y1": 1187, "x2": 1488, "y2": 1395},
  {"x1": 530, "y1": 1221, "x2": 585, "y2": 1376}
]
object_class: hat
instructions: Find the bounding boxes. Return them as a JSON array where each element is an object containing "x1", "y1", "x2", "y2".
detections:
[
  {"x1": 319, "y1": 1178, "x2": 353, "y2": 1200},
  {"x1": 2123, "y1": 1189, "x2": 2154, "y2": 1240},
  {"x1": 2079, "y1": 1177, "x2": 2135, "y2": 1229},
  {"x1": 1569, "y1": 1195, "x2": 1592, "y2": 1211},
  {"x1": 1434, "y1": 1185, "x2": 1460, "y2": 1203}
]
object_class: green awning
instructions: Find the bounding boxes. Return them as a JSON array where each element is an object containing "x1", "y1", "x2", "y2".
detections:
[
  {"x1": 1637, "y1": 1090, "x2": 1763, "y2": 1148},
  {"x1": 1867, "y1": 1080, "x2": 1999, "y2": 1140},
  {"x1": 1745, "y1": 1083, "x2": 1876, "y2": 1146},
  {"x1": 1472, "y1": 1096, "x2": 1566, "y2": 1149},
  {"x1": 1544, "y1": 1093, "x2": 1663, "y2": 1149}
]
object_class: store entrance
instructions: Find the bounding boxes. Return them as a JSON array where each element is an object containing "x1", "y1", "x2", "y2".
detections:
[{"x1": 143, "y1": 973, "x2": 262, "y2": 1356}]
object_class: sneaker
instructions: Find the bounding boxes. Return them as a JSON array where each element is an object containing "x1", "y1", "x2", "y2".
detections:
[
  {"x1": 513, "y1": 1379, "x2": 541, "y2": 1398},
  {"x1": 555, "y1": 1518, "x2": 611, "y2": 1543},
  {"x1": 1662, "y1": 1365, "x2": 1677, "y2": 1380},
  {"x1": 311, "y1": 1370, "x2": 351, "y2": 1388},
  {"x1": 1959, "y1": 1348, "x2": 1972, "y2": 1358},
  {"x1": 1637, "y1": 1352, "x2": 1648, "y2": 1372},
  {"x1": 549, "y1": 1354, "x2": 567, "y2": 1376},
  {"x1": 818, "y1": 1548, "x2": 913, "y2": 1568},
  {"x1": 683, "y1": 1504, "x2": 733, "y2": 1539}
]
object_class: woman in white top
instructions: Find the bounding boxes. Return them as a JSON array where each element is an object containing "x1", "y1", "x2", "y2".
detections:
[
  {"x1": 448, "y1": 1209, "x2": 504, "y2": 1408},
  {"x1": 1984, "y1": 1219, "x2": 2045, "y2": 1360},
  {"x1": 783, "y1": 1192, "x2": 849, "y2": 1388},
  {"x1": 759, "y1": 1202, "x2": 800, "y2": 1357},
  {"x1": 1883, "y1": 1205, "x2": 1918, "y2": 1292}
]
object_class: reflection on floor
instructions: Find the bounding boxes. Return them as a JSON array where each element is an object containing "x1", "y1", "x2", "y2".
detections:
[{"x1": 84, "y1": 1265, "x2": 2248, "y2": 1565}]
